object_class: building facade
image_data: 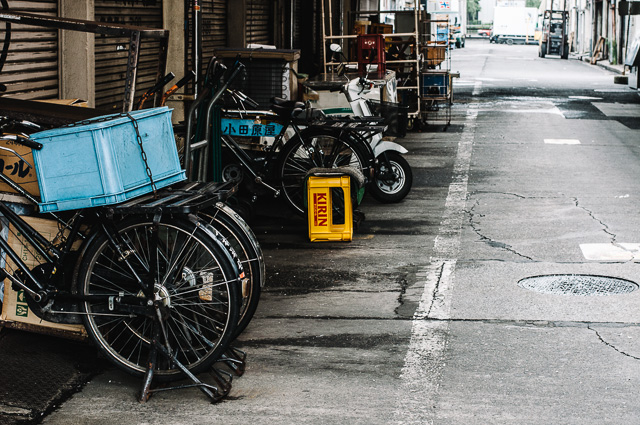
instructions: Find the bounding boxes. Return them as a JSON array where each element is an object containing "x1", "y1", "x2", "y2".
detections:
[{"x1": 0, "y1": 0, "x2": 637, "y2": 106}]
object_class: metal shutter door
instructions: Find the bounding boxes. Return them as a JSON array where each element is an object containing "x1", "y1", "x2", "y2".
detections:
[
  {"x1": 94, "y1": 0, "x2": 164, "y2": 111},
  {"x1": 292, "y1": 0, "x2": 302, "y2": 49},
  {"x1": 202, "y1": 0, "x2": 227, "y2": 54},
  {"x1": 246, "y1": 0, "x2": 271, "y2": 45},
  {"x1": 1, "y1": 0, "x2": 59, "y2": 99}
]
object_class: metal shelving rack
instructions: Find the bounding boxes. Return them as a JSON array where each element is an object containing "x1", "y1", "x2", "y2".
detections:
[
  {"x1": 419, "y1": 18, "x2": 453, "y2": 126},
  {"x1": 320, "y1": 0, "x2": 423, "y2": 121}
]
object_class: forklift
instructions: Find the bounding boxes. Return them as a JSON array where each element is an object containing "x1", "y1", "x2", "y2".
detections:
[{"x1": 538, "y1": 10, "x2": 570, "y2": 59}]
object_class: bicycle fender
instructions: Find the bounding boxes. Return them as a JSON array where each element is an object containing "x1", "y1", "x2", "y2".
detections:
[
  {"x1": 372, "y1": 140, "x2": 408, "y2": 157},
  {"x1": 186, "y1": 214, "x2": 243, "y2": 280}
]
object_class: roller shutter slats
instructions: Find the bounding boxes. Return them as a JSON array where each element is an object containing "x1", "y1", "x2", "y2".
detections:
[
  {"x1": 247, "y1": 0, "x2": 271, "y2": 45},
  {"x1": 0, "y1": 0, "x2": 58, "y2": 99},
  {"x1": 94, "y1": 0, "x2": 164, "y2": 110}
]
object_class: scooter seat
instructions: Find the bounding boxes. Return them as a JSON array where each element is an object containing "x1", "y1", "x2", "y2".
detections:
[
  {"x1": 271, "y1": 101, "x2": 306, "y2": 119},
  {"x1": 271, "y1": 97, "x2": 305, "y2": 109}
]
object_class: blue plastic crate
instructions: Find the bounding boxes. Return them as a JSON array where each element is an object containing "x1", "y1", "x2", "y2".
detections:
[
  {"x1": 436, "y1": 27, "x2": 449, "y2": 42},
  {"x1": 420, "y1": 72, "x2": 450, "y2": 97},
  {"x1": 30, "y1": 107, "x2": 186, "y2": 212}
]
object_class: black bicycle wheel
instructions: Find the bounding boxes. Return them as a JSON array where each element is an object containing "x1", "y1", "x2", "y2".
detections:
[
  {"x1": 77, "y1": 217, "x2": 240, "y2": 381},
  {"x1": 277, "y1": 128, "x2": 371, "y2": 215},
  {"x1": 198, "y1": 202, "x2": 264, "y2": 338}
]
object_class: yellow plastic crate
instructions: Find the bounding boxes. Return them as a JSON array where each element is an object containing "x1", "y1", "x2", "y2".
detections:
[{"x1": 307, "y1": 175, "x2": 353, "y2": 242}]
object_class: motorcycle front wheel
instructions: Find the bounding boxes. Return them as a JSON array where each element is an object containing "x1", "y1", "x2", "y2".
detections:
[
  {"x1": 369, "y1": 151, "x2": 413, "y2": 203},
  {"x1": 277, "y1": 128, "x2": 371, "y2": 215}
]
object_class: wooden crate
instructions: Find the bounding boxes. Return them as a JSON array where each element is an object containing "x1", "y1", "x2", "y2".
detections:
[{"x1": 425, "y1": 45, "x2": 447, "y2": 67}]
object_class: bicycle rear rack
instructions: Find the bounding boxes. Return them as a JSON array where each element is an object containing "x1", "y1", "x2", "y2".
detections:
[{"x1": 106, "y1": 181, "x2": 237, "y2": 216}]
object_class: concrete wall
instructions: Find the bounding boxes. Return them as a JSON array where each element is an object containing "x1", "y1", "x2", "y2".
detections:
[
  {"x1": 59, "y1": 0, "x2": 95, "y2": 107},
  {"x1": 163, "y1": 0, "x2": 186, "y2": 121}
]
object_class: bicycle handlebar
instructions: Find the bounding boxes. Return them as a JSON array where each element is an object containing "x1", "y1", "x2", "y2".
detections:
[
  {"x1": 0, "y1": 134, "x2": 42, "y2": 150},
  {"x1": 205, "y1": 63, "x2": 227, "y2": 90},
  {"x1": 160, "y1": 71, "x2": 196, "y2": 106},
  {"x1": 226, "y1": 62, "x2": 245, "y2": 87},
  {"x1": 136, "y1": 72, "x2": 175, "y2": 109},
  {"x1": 228, "y1": 89, "x2": 259, "y2": 109}
]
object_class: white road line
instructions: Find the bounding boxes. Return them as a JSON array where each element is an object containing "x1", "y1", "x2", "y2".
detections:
[
  {"x1": 568, "y1": 96, "x2": 602, "y2": 100},
  {"x1": 580, "y1": 243, "x2": 640, "y2": 261},
  {"x1": 472, "y1": 81, "x2": 483, "y2": 96},
  {"x1": 544, "y1": 138, "x2": 581, "y2": 144},
  {"x1": 395, "y1": 106, "x2": 477, "y2": 424}
]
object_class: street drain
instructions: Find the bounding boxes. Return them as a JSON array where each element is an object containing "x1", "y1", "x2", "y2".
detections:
[{"x1": 517, "y1": 274, "x2": 638, "y2": 296}]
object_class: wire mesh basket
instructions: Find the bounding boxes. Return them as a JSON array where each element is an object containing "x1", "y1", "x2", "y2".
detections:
[{"x1": 366, "y1": 99, "x2": 408, "y2": 138}]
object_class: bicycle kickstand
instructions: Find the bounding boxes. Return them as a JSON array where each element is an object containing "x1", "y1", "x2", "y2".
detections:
[
  {"x1": 218, "y1": 345, "x2": 248, "y2": 377},
  {"x1": 138, "y1": 324, "x2": 232, "y2": 403}
]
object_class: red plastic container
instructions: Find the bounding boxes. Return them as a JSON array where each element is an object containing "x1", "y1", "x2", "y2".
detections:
[{"x1": 357, "y1": 34, "x2": 386, "y2": 75}]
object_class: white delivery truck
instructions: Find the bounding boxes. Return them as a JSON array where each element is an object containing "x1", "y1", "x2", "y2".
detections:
[{"x1": 491, "y1": 6, "x2": 538, "y2": 45}]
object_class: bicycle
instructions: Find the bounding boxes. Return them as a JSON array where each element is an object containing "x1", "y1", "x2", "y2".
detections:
[
  {"x1": 221, "y1": 93, "x2": 382, "y2": 215},
  {"x1": 180, "y1": 57, "x2": 385, "y2": 217},
  {"x1": 153, "y1": 60, "x2": 267, "y2": 339},
  {"x1": 0, "y1": 113, "x2": 245, "y2": 401}
]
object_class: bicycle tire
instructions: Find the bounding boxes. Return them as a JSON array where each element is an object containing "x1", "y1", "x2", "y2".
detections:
[
  {"x1": 198, "y1": 202, "x2": 265, "y2": 338},
  {"x1": 277, "y1": 128, "x2": 371, "y2": 215},
  {"x1": 77, "y1": 216, "x2": 240, "y2": 381}
]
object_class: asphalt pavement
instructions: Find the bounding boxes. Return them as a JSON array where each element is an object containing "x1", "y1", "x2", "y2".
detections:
[{"x1": 1, "y1": 39, "x2": 639, "y2": 424}]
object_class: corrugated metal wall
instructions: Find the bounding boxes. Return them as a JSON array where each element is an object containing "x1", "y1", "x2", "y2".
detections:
[
  {"x1": 94, "y1": 0, "x2": 164, "y2": 111},
  {"x1": 202, "y1": 0, "x2": 227, "y2": 55},
  {"x1": 247, "y1": 0, "x2": 272, "y2": 45},
  {"x1": 1, "y1": 0, "x2": 59, "y2": 100},
  {"x1": 0, "y1": 0, "x2": 286, "y2": 105},
  {"x1": 292, "y1": 0, "x2": 302, "y2": 49}
]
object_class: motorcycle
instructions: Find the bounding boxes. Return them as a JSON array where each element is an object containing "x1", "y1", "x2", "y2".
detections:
[{"x1": 317, "y1": 44, "x2": 413, "y2": 203}]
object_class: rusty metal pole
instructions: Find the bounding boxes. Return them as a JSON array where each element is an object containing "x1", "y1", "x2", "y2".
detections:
[
  {"x1": 123, "y1": 31, "x2": 141, "y2": 112},
  {"x1": 192, "y1": 0, "x2": 202, "y2": 99}
]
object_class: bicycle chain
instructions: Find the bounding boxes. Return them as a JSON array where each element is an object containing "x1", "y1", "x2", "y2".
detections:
[{"x1": 126, "y1": 113, "x2": 157, "y2": 197}]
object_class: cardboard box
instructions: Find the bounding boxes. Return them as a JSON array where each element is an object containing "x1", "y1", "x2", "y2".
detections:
[
  {"x1": 0, "y1": 138, "x2": 40, "y2": 197},
  {"x1": 354, "y1": 20, "x2": 371, "y2": 36},
  {"x1": 370, "y1": 23, "x2": 393, "y2": 34},
  {"x1": 34, "y1": 98, "x2": 88, "y2": 107},
  {"x1": 0, "y1": 216, "x2": 85, "y2": 337}
]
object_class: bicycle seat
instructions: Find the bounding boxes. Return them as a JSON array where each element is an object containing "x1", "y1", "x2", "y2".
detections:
[
  {"x1": 291, "y1": 108, "x2": 326, "y2": 122},
  {"x1": 271, "y1": 97, "x2": 306, "y2": 120}
]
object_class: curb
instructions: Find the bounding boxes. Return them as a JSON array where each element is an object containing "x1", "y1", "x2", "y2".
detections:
[{"x1": 576, "y1": 55, "x2": 624, "y2": 74}]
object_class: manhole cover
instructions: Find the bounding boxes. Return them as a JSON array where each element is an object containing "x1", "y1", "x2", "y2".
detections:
[{"x1": 518, "y1": 274, "x2": 638, "y2": 296}]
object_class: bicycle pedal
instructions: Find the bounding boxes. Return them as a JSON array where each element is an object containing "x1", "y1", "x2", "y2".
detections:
[{"x1": 353, "y1": 210, "x2": 366, "y2": 229}]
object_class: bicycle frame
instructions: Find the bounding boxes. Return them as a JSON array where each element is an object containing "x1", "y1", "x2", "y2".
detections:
[
  {"x1": 219, "y1": 108, "x2": 317, "y2": 197},
  {"x1": 0, "y1": 132, "x2": 235, "y2": 321},
  {"x1": 0, "y1": 198, "x2": 153, "y2": 315}
]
